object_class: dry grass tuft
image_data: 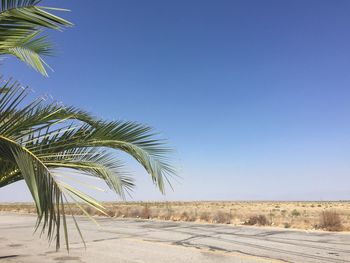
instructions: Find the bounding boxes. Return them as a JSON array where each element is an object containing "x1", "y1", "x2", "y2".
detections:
[
  {"x1": 180, "y1": 211, "x2": 196, "y2": 221},
  {"x1": 199, "y1": 212, "x2": 211, "y2": 221},
  {"x1": 244, "y1": 215, "x2": 269, "y2": 226},
  {"x1": 318, "y1": 210, "x2": 343, "y2": 231},
  {"x1": 140, "y1": 206, "x2": 151, "y2": 219},
  {"x1": 213, "y1": 211, "x2": 231, "y2": 224},
  {"x1": 128, "y1": 208, "x2": 142, "y2": 218}
]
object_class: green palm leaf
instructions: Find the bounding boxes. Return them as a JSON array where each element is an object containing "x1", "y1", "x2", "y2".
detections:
[
  {"x1": 0, "y1": 79, "x2": 176, "y2": 249},
  {"x1": 0, "y1": 0, "x2": 72, "y2": 75}
]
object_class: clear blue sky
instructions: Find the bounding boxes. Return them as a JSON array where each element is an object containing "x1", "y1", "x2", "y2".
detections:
[{"x1": 1, "y1": 0, "x2": 350, "y2": 201}]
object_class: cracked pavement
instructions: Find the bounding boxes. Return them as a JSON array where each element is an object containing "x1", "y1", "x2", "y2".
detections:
[{"x1": 1, "y1": 213, "x2": 350, "y2": 263}]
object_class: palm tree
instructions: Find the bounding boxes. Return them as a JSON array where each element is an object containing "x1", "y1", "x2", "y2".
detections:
[
  {"x1": 0, "y1": 0, "x2": 72, "y2": 76},
  {"x1": 0, "y1": 0, "x2": 176, "y2": 250}
]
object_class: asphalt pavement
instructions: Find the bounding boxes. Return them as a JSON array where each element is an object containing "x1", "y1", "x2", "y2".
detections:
[{"x1": 1, "y1": 213, "x2": 350, "y2": 263}]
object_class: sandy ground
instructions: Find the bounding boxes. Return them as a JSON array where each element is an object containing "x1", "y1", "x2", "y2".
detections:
[{"x1": 1, "y1": 213, "x2": 350, "y2": 263}]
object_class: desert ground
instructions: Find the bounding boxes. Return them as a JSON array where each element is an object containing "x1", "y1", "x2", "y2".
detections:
[
  {"x1": 1, "y1": 213, "x2": 350, "y2": 263},
  {"x1": 1, "y1": 201, "x2": 349, "y2": 231}
]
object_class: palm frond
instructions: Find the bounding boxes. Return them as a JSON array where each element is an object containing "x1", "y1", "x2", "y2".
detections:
[
  {"x1": 0, "y1": 134, "x2": 108, "y2": 250},
  {"x1": 0, "y1": 78, "x2": 176, "y2": 249},
  {"x1": 0, "y1": 0, "x2": 72, "y2": 75}
]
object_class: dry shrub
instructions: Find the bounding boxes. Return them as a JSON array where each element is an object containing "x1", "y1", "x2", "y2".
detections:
[
  {"x1": 128, "y1": 208, "x2": 142, "y2": 218},
  {"x1": 199, "y1": 212, "x2": 210, "y2": 222},
  {"x1": 78, "y1": 206, "x2": 102, "y2": 216},
  {"x1": 291, "y1": 209, "x2": 301, "y2": 217},
  {"x1": 85, "y1": 206, "x2": 93, "y2": 215},
  {"x1": 140, "y1": 206, "x2": 151, "y2": 219},
  {"x1": 180, "y1": 211, "x2": 190, "y2": 221},
  {"x1": 106, "y1": 209, "x2": 115, "y2": 217},
  {"x1": 319, "y1": 210, "x2": 343, "y2": 231},
  {"x1": 29, "y1": 207, "x2": 37, "y2": 214},
  {"x1": 114, "y1": 210, "x2": 123, "y2": 217},
  {"x1": 159, "y1": 209, "x2": 173, "y2": 220},
  {"x1": 244, "y1": 215, "x2": 269, "y2": 226},
  {"x1": 180, "y1": 211, "x2": 196, "y2": 222},
  {"x1": 71, "y1": 207, "x2": 84, "y2": 215},
  {"x1": 188, "y1": 214, "x2": 197, "y2": 222},
  {"x1": 213, "y1": 211, "x2": 231, "y2": 224},
  {"x1": 284, "y1": 222, "x2": 291, "y2": 228}
]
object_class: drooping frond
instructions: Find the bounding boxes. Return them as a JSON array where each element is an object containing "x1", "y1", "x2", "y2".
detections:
[
  {"x1": 0, "y1": 78, "x2": 176, "y2": 249},
  {"x1": 0, "y1": 0, "x2": 72, "y2": 75}
]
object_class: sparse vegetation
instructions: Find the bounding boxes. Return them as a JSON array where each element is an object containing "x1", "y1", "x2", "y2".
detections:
[
  {"x1": 1, "y1": 201, "x2": 350, "y2": 231},
  {"x1": 291, "y1": 209, "x2": 301, "y2": 217},
  {"x1": 213, "y1": 211, "x2": 231, "y2": 224},
  {"x1": 180, "y1": 211, "x2": 196, "y2": 222},
  {"x1": 318, "y1": 210, "x2": 343, "y2": 231},
  {"x1": 199, "y1": 212, "x2": 211, "y2": 221},
  {"x1": 284, "y1": 222, "x2": 291, "y2": 228},
  {"x1": 180, "y1": 211, "x2": 190, "y2": 221},
  {"x1": 140, "y1": 206, "x2": 151, "y2": 219},
  {"x1": 244, "y1": 215, "x2": 269, "y2": 226}
]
